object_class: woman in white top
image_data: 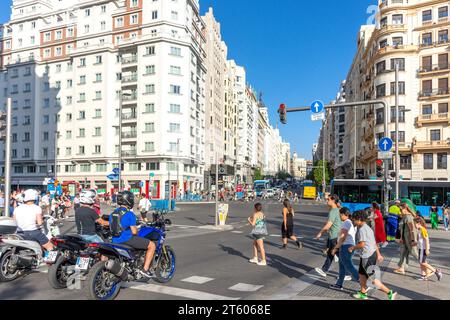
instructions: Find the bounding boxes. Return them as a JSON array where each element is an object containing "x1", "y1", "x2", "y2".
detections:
[
  {"x1": 13, "y1": 189, "x2": 54, "y2": 251},
  {"x1": 330, "y1": 207, "x2": 360, "y2": 290}
]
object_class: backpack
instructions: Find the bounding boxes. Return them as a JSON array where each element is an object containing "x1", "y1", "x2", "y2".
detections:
[{"x1": 110, "y1": 207, "x2": 129, "y2": 238}]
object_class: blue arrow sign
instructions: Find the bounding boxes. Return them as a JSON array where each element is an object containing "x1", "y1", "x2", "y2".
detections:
[
  {"x1": 310, "y1": 100, "x2": 324, "y2": 114},
  {"x1": 378, "y1": 137, "x2": 394, "y2": 152},
  {"x1": 107, "y1": 174, "x2": 119, "y2": 181},
  {"x1": 112, "y1": 168, "x2": 120, "y2": 175}
]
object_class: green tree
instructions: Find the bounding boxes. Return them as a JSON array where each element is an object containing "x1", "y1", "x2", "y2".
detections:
[
  {"x1": 275, "y1": 171, "x2": 292, "y2": 180},
  {"x1": 253, "y1": 168, "x2": 263, "y2": 181},
  {"x1": 312, "y1": 160, "x2": 333, "y2": 188}
]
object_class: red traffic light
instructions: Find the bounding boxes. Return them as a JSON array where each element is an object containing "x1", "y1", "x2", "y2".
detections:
[
  {"x1": 376, "y1": 160, "x2": 384, "y2": 167},
  {"x1": 279, "y1": 103, "x2": 286, "y2": 111}
]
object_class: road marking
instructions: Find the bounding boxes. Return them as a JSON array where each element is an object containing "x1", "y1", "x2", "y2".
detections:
[
  {"x1": 231, "y1": 231, "x2": 243, "y2": 234},
  {"x1": 181, "y1": 276, "x2": 215, "y2": 284},
  {"x1": 269, "y1": 234, "x2": 282, "y2": 238},
  {"x1": 123, "y1": 282, "x2": 240, "y2": 300},
  {"x1": 229, "y1": 283, "x2": 263, "y2": 292}
]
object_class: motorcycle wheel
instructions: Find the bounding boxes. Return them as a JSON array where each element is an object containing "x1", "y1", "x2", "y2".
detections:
[
  {"x1": 85, "y1": 261, "x2": 121, "y2": 300},
  {"x1": 0, "y1": 251, "x2": 21, "y2": 282},
  {"x1": 48, "y1": 255, "x2": 73, "y2": 289},
  {"x1": 154, "y1": 246, "x2": 176, "y2": 283}
]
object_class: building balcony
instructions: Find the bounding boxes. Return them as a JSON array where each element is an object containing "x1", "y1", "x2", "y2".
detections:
[
  {"x1": 418, "y1": 64, "x2": 450, "y2": 76},
  {"x1": 122, "y1": 150, "x2": 137, "y2": 157},
  {"x1": 122, "y1": 113, "x2": 137, "y2": 121},
  {"x1": 379, "y1": 0, "x2": 406, "y2": 10},
  {"x1": 122, "y1": 75, "x2": 138, "y2": 83},
  {"x1": 121, "y1": 131, "x2": 137, "y2": 139},
  {"x1": 360, "y1": 148, "x2": 377, "y2": 163},
  {"x1": 374, "y1": 45, "x2": 418, "y2": 60},
  {"x1": 122, "y1": 95, "x2": 138, "y2": 103},
  {"x1": 413, "y1": 140, "x2": 450, "y2": 152},
  {"x1": 122, "y1": 56, "x2": 138, "y2": 65},
  {"x1": 416, "y1": 113, "x2": 450, "y2": 127},
  {"x1": 418, "y1": 88, "x2": 450, "y2": 100}
]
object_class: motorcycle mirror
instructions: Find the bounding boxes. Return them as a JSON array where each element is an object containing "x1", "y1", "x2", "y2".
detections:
[{"x1": 164, "y1": 219, "x2": 172, "y2": 226}]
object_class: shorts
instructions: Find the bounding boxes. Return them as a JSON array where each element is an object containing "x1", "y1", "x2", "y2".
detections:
[
  {"x1": 123, "y1": 236, "x2": 151, "y2": 250},
  {"x1": 140, "y1": 210, "x2": 148, "y2": 219},
  {"x1": 419, "y1": 249, "x2": 428, "y2": 264},
  {"x1": 359, "y1": 252, "x2": 378, "y2": 278},
  {"x1": 22, "y1": 230, "x2": 50, "y2": 246},
  {"x1": 252, "y1": 234, "x2": 265, "y2": 241}
]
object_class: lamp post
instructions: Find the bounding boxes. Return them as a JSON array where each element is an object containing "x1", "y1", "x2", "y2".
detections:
[
  {"x1": 394, "y1": 63, "x2": 400, "y2": 199},
  {"x1": 118, "y1": 92, "x2": 131, "y2": 192},
  {"x1": 3, "y1": 98, "x2": 12, "y2": 217},
  {"x1": 176, "y1": 138, "x2": 180, "y2": 200}
]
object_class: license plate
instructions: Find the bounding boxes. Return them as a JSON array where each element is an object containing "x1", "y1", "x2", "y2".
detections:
[
  {"x1": 44, "y1": 251, "x2": 58, "y2": 263},
  {"x1": 75, "y1": 257, "x2": 91, "y2": 271}
]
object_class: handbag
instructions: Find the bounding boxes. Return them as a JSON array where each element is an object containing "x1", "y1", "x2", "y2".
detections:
[{"x1": 251, "y1": 215, "x2": 268, "y2": 236}]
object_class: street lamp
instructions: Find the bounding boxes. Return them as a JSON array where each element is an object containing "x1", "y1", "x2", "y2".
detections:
[{"x1": 176, "y1": 138, "x2": 180, "y2": 200}]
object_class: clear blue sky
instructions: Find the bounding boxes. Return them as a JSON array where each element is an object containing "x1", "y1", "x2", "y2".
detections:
[{"x1": 0, "y1": 0, "x2": 374, "y2": 159}]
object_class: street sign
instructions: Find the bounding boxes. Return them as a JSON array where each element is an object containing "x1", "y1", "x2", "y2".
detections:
[
  {"x1": 149, "y1": 172, "x2": 155, "y2": 178},
  {"x1": 107, "y1": 173, "x2": 119, "y2": 181},
  {"x1": 310, "y1": 100, "x2": 324, "y2": 114},
  {"x1": 378, "y1": 137, "x2": 393, "y2": 152},
  {"x1": 378, "y1": 151, "x2": 393, "y2": 160},
  {"x1": 112, "y1": 168, "x2": 120, "y2": 175},
  {"x1": 311, "y1": 113, "x2": 325, "y2": 121}
]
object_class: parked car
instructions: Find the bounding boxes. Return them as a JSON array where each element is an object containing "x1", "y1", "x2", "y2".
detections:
[{"x1": 266, "y1": 189, "x2": 275, "y2": 197}]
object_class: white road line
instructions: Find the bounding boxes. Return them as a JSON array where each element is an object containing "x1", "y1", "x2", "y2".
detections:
[
  {"x1": 269, "y1": 234, "x2": 282, "y2": 238},
  {"x1": 181, "y1": 276, "x2": 215, "y2": 284},
  {"x1": 123, "y1": 282, "x2": 240, "y2": 300},
  {"x1": 229, "y1": 283, "x2": 264, "y2": 292},
  {"x1": 231, "y1": 231, "x2": 243, "y2": 234}
]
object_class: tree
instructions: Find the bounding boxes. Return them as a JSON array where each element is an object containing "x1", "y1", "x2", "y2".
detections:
[
  {"x1": 253, "y1": 168, "x2": 263, "y2": 181},
  {"x1": 275, "y1": 171, "x2": 292, "y2": 180},
  {"x1": 311, "y1": 160, "x2": 333, "y2": 188}
]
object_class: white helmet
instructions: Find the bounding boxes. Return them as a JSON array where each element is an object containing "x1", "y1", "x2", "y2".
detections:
[
  {"x1": 23, "y1": 189, "x2": 38, "y2": 202},
  {"x1": 79, "y1": 189, "x2": 97, "y2": 205}
]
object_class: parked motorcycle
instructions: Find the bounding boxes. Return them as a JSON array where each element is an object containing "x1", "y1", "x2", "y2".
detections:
[
  {"x1": 46, "y1": 215, "x2": 111, "y2": 289},
  {"x1": 84, "y1": 216, "x2": 175, "y2": 300}
]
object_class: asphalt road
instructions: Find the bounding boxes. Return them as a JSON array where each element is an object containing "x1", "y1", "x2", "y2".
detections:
[{"x1": 1, "y1": 200, "x2": 449, "y2": 300}]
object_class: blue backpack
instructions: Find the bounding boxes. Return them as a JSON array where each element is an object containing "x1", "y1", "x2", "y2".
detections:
[{"x1": 110, "y1": 207, "x2": 129, "y2": 238}]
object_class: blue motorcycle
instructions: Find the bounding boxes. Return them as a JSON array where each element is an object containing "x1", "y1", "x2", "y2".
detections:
[{"x1": 84, "y1": 215, "x2": 176, "y2": 300}]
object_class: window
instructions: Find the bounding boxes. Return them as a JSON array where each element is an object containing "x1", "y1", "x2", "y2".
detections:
[
  {"x1": 146, "y1": 162, "x2": 160, "y2": 170},
  {"x1": 439, "y1": 103, "x2": 448, "y2": 114},
  {"x1": 390, "y1": 131, "x2": 405, "y2": 143},
  {"x1": 131, "y1": 0, "x2": 139, "y2": 7},
  {"x1": 95, "y1": 55, "x2": 102, "y2": 64},
  {"x1": 376, "y1": 108, "x2": 384, "y2": 125},
  {"x1": 43, "y1": 115, "x2": 49, "y2": 124},
  {"x1": 56, "y1": 30, "x2": 62, "y2": 40},
  {"x1": 438, "y1": 30, "x2": 449, "y2": 44},
  {"x1": 79, "y1": 146, "x2": 86, "y2": 156},
  {"x1": 438, "y1": 153, "x2": 448, "y2": 169},
  {"x1": 422, "y1": 33, "x2": 433, "y2": 46},
  {"x1": 422, "y1": 80, "x2": 432, "y2": 95},
  {"x1": 170, "y1": 47, "x2": 181, "y2": 56},
  {"x1": 152, "y1": 11, "x2": 158, "y2": 19},
  {"x1": 65, "y1": 147, "x2": 72, "y2": 156},
  {"x1": 66, "y1": 113, "x2": 72, "y2": 121},
  {"x1": 44, "y1": 32, "x2": 51, "y2": 42},
  {"x1": 23, "y1": 149, "x2": 30, "y2": 158},
  {"x1": 169, "y1": 104, "x2": 181, "y2": 113},
  {"x1": 390, "y1": 81, "x2": 405, "y2": 95},
  {"x1": 145, "y1": 46, "x2": 155, "y2": 56},
  {"x1": 66, "y1": 131, "x2": 72, "y2": 139},
  {"x1": 376, "y1": 84, "x2": 386, "y2": 98},
  {"x1": 145, "y1": 142, "x2": 155, "y2": 152},
  {"x1": 170, "y1": 85, "x2": 181, "y2": 94},
  {"x1": 379, "y1": 39, "x2": 388, "y2": 49},
  {"x1": 400, "y1": 155, "x2": 412, "y2": 170},
  {"x1": 391, "y1": 58, "x2": 405, "y2": 70},
  {"x1": 79, "y1": 75, "x2": 86, "y2": 84},
  {"x1": 94, "y1": 127, "x2": 101, "y2": 136},
  {"x1": 131, "y1": 14, "x2": 138, "y2": 24},
  {"x1": 145, "y1": 65, "x2": 155, "y2": 75},
  {"x1": 101, "y1": 21, "x2": 106, "y2": 30},
  {"x1": 392, "y1": 14, "x2": 403, "y2": 25},
  {"x1": 94, "y1": 145, "x2": 101, "y2": 154},
  {"x1": 95, "y1": 91, "x2": 102, "y2": 100},
  {"x1": 80, "y1": 58, "x2": 86, "y2": 67},
  {"x1": 67, "y1": 61, "x2": 73, "y2": 71},
  {"x1": 145, "y1": 84, "x2": 155, "y2": 94},
  {"x1": 101, "y1": 5, "x2": 106, "y2": 13},
  {"x1": 170, "y1": 66, "x2": 181, "y2": 75},
  {"x1": 79, "y1": 128, "x2": 85, "y2": 138},
  {"x1": 430, "y1": 129, "x2": 441, "y2": 141},
  {"x1": 423, "y1": 10, "x2": 432, "y2": 22},
  {"x1": 84, "y1": 25, "x2": 90, "y2": 34},
  {"x1": 438, "y1": 53, "x2": 448, "y2": 69},
  {"x1": 67, "y1": 96, "x2": 73, "y2": 105},
  {"x1": 95, "y1": 73, "x2": 102, "y2": 82},
  {"x1": 145, "y1": 123, "x2": 155, "y2": 132},
  {"x1": 145, "y1": 103, "x2": 155, "y2": 113},
  {"x1": 169, "y1": 123, "x2": 180, "y2": 132},
  {"x1": 80, "y1": 164, "x2": 91, "y2": 172},
  {"x1": 96, "y1": 164, "x2": 107, "y2": 172},
  {"x1": 376, "y1": 61, "x2": 386, "y2": 74},
  {"x1": 79, "y1": 93, "x2": 86, "y2": 102},
  {"x1": 44, "y1": 49, "x2": 51, "y2": 58},
  {"x1": 422, "y1": 105, "x2": 432, "y2": 115},
  {"x1": 95, "y1": 109, "x2": 102, "y2": 118},
  {"x1": 79, "y1": 111, "x2": 86, "y2": 119},
  {"x1": 116, "y1": 17, "x2": 124, "y2": 27},
  {"x1": 439, "y1": 6, "x2": 449, "y2": 19},
  {"x1": 30, "y1": 36, "x2": 35, "y2": 45},
  {"x1": 424, "y1": 154, "x2": 434, "y2": 170},
  {"x1": 85, "y1": 9, "x2": 91, "y2": 17},
  {"x1": 171, "y1": 11, "x2": 178, "y2": 20}
]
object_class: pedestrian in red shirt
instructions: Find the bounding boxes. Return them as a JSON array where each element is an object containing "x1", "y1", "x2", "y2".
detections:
[{"x1": 372, "y1": 202, "x2": 387, "y2": 246}]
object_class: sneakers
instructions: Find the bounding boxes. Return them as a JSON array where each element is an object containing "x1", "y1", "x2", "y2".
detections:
[
  {"x1": 334, "y1": 255, "x2": 339, "y2": 263},
  {"x1": 417, "y1": 276, "x2": 429, "y2": 281},
  {"x1": 315, "y1": 267, "x2": 327, "y2": 278},
  {"x1": 353, "y1": 291, "x2": 368, "y2": 300},
  {"x1": 329, "y1": 284, "x2": 343, "y2": 291},
  {"x1": 381, "y1": 242, "x2": 389, "y2": 248},
  {"x1": 335, "y1": 275, "x2": 352, "y2": 281},
  {"x1": 257, "y1": 260, "x2": 267, "y2": 266},
  {"x1": 139, "y1": 269, "x2": 155, "y2": 279},
  {"x1": 436, "y1": 269, "x2": 443, "y2": 281},
  {"x1": 388, "y1": 291, "x2": 397, "y2": 301},
  {"x1": 249, "y1": 257, "x2": 258, "y2": 264}
]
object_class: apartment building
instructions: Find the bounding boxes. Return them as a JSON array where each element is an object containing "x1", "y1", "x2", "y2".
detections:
[
  {"x1": 329, "y1": 0, "x2": 450, "y2": 181},
  {"x1": 0, "y1": 0, "x2": 207, "y2": 197},
  {"x1": 291, "y1": 152, "x2": 307, "y2": 179}
]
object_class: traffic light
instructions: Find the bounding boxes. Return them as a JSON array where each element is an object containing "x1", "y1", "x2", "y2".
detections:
[
  {"x1": 0, "y1": 111, "x2": 6, "y2": 141},
  {"x1": 376, "y1": 159, "x2": 384, "y2": 178},
  {"x1": 279, "y1": 104, "x2": 287, "y2": 124}
]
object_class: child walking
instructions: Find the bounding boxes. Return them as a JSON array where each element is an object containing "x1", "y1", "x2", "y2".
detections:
[
  {"x1": 349, "y1": 210, "x2": 397, "y2": 300},
  {"x1": 414, "y1": 218, "x2": 443, "y2": 281},
  {"x1": 248, "y1": 203, "x2": 268, "y2": 266}
]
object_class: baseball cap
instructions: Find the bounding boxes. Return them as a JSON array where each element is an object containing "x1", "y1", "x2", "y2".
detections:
[{"x1": 23, "y1": 189, "x2": 38, "y2": 202}]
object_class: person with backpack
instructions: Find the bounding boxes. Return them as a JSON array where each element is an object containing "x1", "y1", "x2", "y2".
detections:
[
  {"x1": 75, "y1": 190, "x2": 109, "y2": 243},
  {"x1": 109, "y1": 191, "x2": 159, "y2": 278}
]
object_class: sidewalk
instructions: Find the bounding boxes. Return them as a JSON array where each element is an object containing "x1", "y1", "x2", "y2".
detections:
[{"x1": 293, "y1": 227, "x2": 450, "y2": 300}]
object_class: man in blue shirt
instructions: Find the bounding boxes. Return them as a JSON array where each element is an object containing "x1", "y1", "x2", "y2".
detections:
[{"x1": 110, "y1": 191, "x2": 159, "y2": 278}]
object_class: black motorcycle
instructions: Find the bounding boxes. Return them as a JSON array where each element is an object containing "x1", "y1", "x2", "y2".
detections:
[{"x1": 46, "y1": 215, "x2": 111, "y2": 289}]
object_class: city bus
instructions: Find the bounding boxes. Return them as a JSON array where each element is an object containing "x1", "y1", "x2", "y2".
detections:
[
  {"x1": 301, "y1": 180, "x2": 317, "y2": 200},
  {"x1": 331, "y1": 179, "x2": 450, "y2": 219},
  {"x1": 254, "y1": 180, "x2": 271, "y2": 197}
]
